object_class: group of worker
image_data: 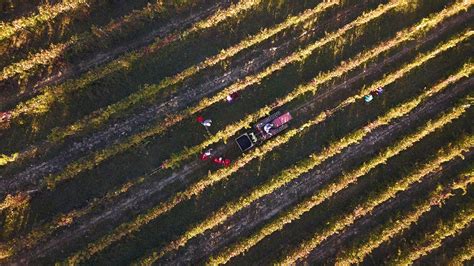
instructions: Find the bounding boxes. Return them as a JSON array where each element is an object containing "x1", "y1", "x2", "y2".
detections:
[
  {"x1": 199, "y1": 148, "x2": 231, "y2": 167},
  {"x1": 197, "y1": 86, "x2": 384, "y2": 167},
  {"x1": 197, "y1": 92, "x2": 240, "y2": 167},
  {"x1": 364, "y1": 87, "x2": 384, "y2": 103}
]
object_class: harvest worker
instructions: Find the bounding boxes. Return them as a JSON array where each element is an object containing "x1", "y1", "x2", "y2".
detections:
[
  {"x1": 202, "y1": 119, "x2": 212, "y2": 127},
  {"x1": 0, "y1": 111, "x2": 12, "y2": 122},
  {"x1": 375, "y1": 86, "x2": 384, "y2": 95},
  {"x1": 197, "y1": 115, "x2": 212, "y2": 135},
  {"x1": 264, "y1": 123, "x2": 273, "y2": 134},
  {"x1": 196, "y1": 115, "x2": 205, "y2": 123},
  {"x1": 226, "y1": 92, "x2": 240, "y2": 103},
  {"x1": 223, "y1": 158, "x2": 231, "y2": 167},
  {"x1": 197, "y1": 115, "x2": 212, "y2": 127},
  {"x1": 199, "y1": 148, "x2": 213, "y2": 160}
]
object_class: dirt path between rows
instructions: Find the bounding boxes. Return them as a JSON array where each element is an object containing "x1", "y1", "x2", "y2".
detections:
[
  {"x1": 163, "y1": 78, "x2": 473, "y2": 264},
  {"x1": 306, "y1": 152, "x2": 473, "y2": 264},
  {"x1": 0, "y1": 0, "x2": 231, "y2": 110},
  {"x1": 0, "y1": 2, "x2": 373, "y2": 199},
  {"x1": 8, "y1": 10, "x2": 470, "y2": 263}
]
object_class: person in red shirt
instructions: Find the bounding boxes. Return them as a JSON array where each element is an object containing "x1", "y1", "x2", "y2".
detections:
[
  {"x1": 213, "y1": 156, "x2": 231, "y2": 167},
  {"x1": 223, "y1": 158, "x2": 231, "y2": 167},
  {"x1": 196, "y1": 116, "x2": 205, "y2": 123},
  {"x1": 213, "y1": 157, "x2": 223, "y2": 164},
  {"x1": 199, "y1": 149, "x2": 213, "y2": 160}
]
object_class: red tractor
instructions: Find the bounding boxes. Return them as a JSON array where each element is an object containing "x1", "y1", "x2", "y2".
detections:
[{"x1": 235, "y1": 111, "x2": 293, "y2": 152}]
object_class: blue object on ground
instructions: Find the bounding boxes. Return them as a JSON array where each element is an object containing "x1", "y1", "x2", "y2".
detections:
[{"x1": 364, "y1": 94, "x2": 374, "y2": 102}]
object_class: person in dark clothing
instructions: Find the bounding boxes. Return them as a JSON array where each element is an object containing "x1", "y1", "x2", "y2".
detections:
[{"x1": 226, "y1": 92, "x2": 240, "y2": 103}]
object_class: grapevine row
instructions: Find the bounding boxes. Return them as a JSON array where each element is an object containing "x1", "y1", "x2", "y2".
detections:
[
  {"x1": 0, "y1": 40, "x2": 72, "y2": 82},
  {"x1": 0, "y1": 0, "x2": 201, "y2": 83},
  {"x1": 161, "y1": 9, "x2": 474, "y2": 170},
  {"x1": 0, "y1": 153, "x2": 18, "y2": 166},
  {"x1": 0, "y1": 196, "x2": 30, "y2": 259},
  {"x1": 208, "y1": 82, "x2": 472, "y2": 265},
  {"x1": 448, "y1": 232, "x2": 474, "y2": 264},
  {"x1": 1, "y1": 0, "x2": 334, "y2": 166},
  {"x1": 0, "y1": 179, "x2": 137, "y2": 259},
  {"x1": 0, "y1": 0, "x2": 91, "y2": 41},
  {"x1": 280, "y1": 134, "x2": 473, "y2": 264},
  {"x1": 1, "y1": 2, "x2": 472, "y2": 264},
  {"x1": 388, "y1": 188, "x2": 474, "y2": 264},
  {"x1": 0, "y1": 2, "x2": 333, "y2": 227},
  {"x1": 42, "y1": 1, "x2": 402, "y2": 189},
  {"x1": 3, "y1": 1, "x2": 466, "y2": 260},
  {"x1": 335, "y1": 168, "x2": 474, "y2": 264},
  {"x1": 140, "y1": 56, "x2": 474, "y2": 265},
  {"x1": 62, "y1": 3, "x2": 410, "y2": 262},
  {"x1": 47, "y1": 0, "x2": 337, "y2": 142},
  {"x1": 0, "y1": 4, "x2": 466, "y2": 254},
  {"x1": 8, "y1": 0, "x2": 263, "y2": 121}
]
